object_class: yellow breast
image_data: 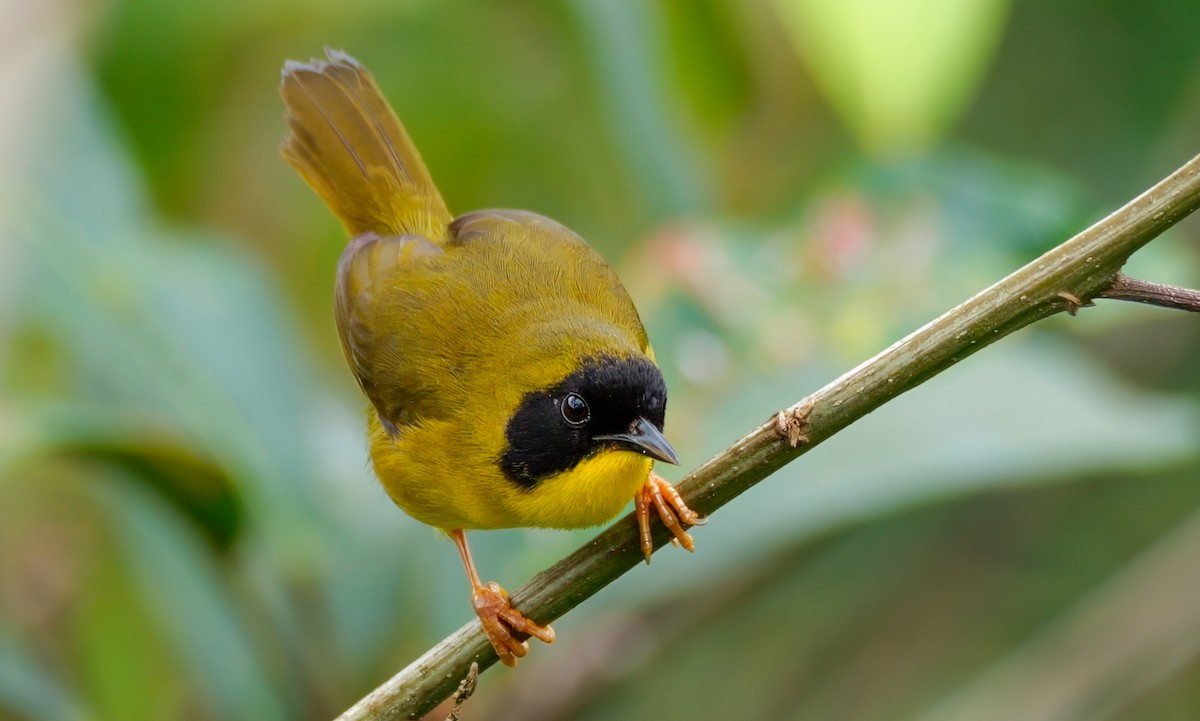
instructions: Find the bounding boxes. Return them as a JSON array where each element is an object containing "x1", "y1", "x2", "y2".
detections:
[
  {"x1": 501, "y1": 450, "x2": 652, "y2": 530},
  {"x1": 367, "y1": 410, "x2": 652, "y2": 531}
]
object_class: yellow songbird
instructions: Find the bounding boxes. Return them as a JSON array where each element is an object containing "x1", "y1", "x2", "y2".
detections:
[{"x1": 279, "y1": 49, "x2": 703, "y2": 666}]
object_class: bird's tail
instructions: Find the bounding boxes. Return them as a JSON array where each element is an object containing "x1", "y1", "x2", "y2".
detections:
[{"x1": 279, "y1": 49, "x2": 450, "y2": 239}]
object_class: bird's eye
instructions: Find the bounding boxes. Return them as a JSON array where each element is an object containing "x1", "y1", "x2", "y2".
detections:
[{"x1": 561, "y1": 392, "x2": 590, "y2": 425}]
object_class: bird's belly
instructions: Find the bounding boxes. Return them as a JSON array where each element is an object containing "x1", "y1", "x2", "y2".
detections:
[{"x1": 367, "y1": 415, "x2": 486, "y2": 530}]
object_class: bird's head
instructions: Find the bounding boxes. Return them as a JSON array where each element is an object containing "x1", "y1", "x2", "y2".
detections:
[{"x1": 499, "y1": 355, "x2": 676, "y2": 488}]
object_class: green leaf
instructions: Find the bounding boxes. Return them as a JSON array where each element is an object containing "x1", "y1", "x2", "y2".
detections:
[
  {"x1": 0, "y1": 634, "x2": 91, "y2": 721},
  {"x1": 774, "y1": 0, "x2": 1011, "y2": 153},
  {"x1": 93, "y1": 472, "x2": 288, "y2": 721},
  {"x1": 567, "y1": 0, "x2": 711, "y2": 218}
]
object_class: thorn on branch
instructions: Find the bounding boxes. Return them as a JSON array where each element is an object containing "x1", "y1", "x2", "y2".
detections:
[
  {"x1": 775, "y1": 398, "x2": 815, "y2": 448},
  {"x1": 1094, "y1": 273, "x2": 1200, "y2": 313},
  {"x1": 1056, "y1": 291, "x2": 1094, "y2": 316},
  {"x1": 444, "y1": 662, "x2": 479, "y2": 721}
]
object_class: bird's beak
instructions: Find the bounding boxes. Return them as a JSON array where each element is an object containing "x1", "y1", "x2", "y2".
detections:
[{"x1": 594, "y1": 417, "x2": 680, "y2": 465}]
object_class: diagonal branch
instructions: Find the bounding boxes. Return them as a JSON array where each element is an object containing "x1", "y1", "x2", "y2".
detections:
[{"x1": 337, "y1": 152, "x2": 1200, "y2": 721}]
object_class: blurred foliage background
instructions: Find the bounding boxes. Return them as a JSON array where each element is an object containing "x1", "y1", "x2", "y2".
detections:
[{"x1": 2, "y1": 0, "x2": 1200, "y2": 719}]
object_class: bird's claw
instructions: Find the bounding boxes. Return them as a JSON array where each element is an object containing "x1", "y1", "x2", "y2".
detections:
[
  {"x1": 471, "y1": 581, "x2": 555, "y2": 667},
  {"x1": 636, "y1": 472, "x2": 706, "y2": 564}
]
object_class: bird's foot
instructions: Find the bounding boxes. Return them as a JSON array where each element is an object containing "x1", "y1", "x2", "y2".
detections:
[
  {"x1": 471, "y1": 581, "x2": 555, "y2": 667},
  {"x1": 636, "y1": 471, "x2": 706, "y2": 564}
]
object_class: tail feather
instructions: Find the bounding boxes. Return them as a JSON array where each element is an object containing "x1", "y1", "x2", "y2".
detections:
[{"x1": 280, "y1": 49, "x2": 450, "y2": 239}]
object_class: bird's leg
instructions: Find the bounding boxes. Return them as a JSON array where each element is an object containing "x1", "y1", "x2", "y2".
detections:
[
  {"x1": 635, "y1": 472, "x2": 706, "y2": 564},
  {"x1": 450, "y1": 529, "x2": 555, "y2": 667}
]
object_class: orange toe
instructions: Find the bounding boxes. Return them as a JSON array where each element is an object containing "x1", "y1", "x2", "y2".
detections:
[
  {"x1": 471, "y1": 581, "x2": 554, "y2": 667},
  {"x1": 635, "y1": 472, "x2": 706, "y2": 563}
]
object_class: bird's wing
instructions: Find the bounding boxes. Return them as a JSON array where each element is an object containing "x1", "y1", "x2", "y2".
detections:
[{"x1": 334, "y1": 232, "x2": 447, "y2": 435}]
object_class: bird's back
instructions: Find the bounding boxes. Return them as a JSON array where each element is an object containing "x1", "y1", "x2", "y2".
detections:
[{"x1": 339, "y1": 209, "x2": 651, "y2": 433}]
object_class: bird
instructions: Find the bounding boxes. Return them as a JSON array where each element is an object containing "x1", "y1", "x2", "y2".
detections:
[{"x1": 279, "y1": 48, "x2": 704, "y2": 667}]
